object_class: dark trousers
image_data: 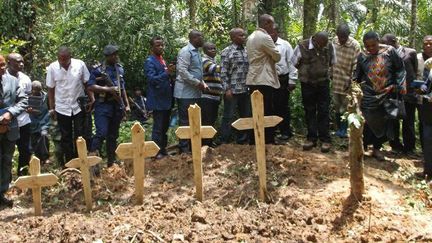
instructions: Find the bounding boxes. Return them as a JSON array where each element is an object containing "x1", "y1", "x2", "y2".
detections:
[
  {"x1": 422, "y1": 121, "x2": 432, "y2": 175},
  {"x1": 83, "y1": 111, "x2": 93, "y2": 149},
  {"x1": 30, "y1": 132, "x2": 50, "y2": 162},
  {"x1": 363, "y1": 123, "x2": 387, "y2": 150},
  {"x1": 0, "y1": 135, "x2": 16, "y2": 194},
  {"x1": 301, "y1": 81, "x2": 331, "y2": 143},
  {"x1": 220, "y1": 92, "x2": 251, "y2": 144},
  {"x1": 152, "y1": 110, "x2": 171, "y2": 155},
  {"x1": 56, "y1": 111, "x2": 85, "y2": 165},
  {"x1": 249, "y1": 85, "x2": 276, "y2": 144},
  {"x1": 390, "y1": 101, "x2": 419, "y2": 152},
  {"x1": 17, "y1": 123, "x2": 31, "y2": 176},
  {"x1": 177, "y1": 98, "x2": 200, "y2": 153},
  {"x1": 90, "y1": 104, "x2": 123, "y2": 164},
  {"x1": 273, "y1": 74, "x2": 292, "y2": 137},
  {"x1": 201, "y1": 98, "x2": 220, "y2": 146}
]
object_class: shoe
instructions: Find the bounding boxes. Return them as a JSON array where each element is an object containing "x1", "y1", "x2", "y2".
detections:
[
  {"x1": 0, "y1": 194, "x2": 13, "y2": 208},
  {"x1": 155, "y1": 153, "x2": 165, "y2": 160},
  {"x1": 302, "y1": 141, "x2": 316, "y2": 151},
  {"x1": 321, "y1": 143, "x2": 331, "y2": 153},
  {"x1": 372, "y1": 149, "x2": 385, "y2": 161}
]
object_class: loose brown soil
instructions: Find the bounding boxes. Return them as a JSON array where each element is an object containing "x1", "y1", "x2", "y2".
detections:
[{"x1": 1, "y1": 142, "x2": 431, "y2": 242}]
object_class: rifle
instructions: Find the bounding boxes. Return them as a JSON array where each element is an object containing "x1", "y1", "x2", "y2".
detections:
[
  {"x1": 98, "y1": 63, "x2": 127, "y2": 116},
  {"x1": 128, "y1": 96, "x2": 149, "y2": 119}
]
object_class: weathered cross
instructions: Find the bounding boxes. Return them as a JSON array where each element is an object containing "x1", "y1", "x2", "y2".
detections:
[
  {"x1": 116, "y1": 122, "x2": 159, "y2": 204},
  {"x1": 65, "y1": 137, "x2": 102, "y2": 211},
  {"x1": 14, "y1": 156, "x2": 58, "y2": 216},
  {"x1": 231, "y1": 90, "x2": 282, "y2": 201},
  {"x1": 175, "y1": 104, "x2": 217, "y2": 202}
]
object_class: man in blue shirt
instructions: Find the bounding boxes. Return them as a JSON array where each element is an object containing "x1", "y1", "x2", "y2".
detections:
[
  {"x1": 87, "y1": 45, "x2": 130, "y2": 167},
  {"x1": 174, "y1": 30, "x2": 208, "y2": 154}
]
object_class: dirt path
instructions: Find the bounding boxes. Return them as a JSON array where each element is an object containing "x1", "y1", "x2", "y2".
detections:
[{"x1": 0, "y1": 143, "x2": 431, "y2": 242}]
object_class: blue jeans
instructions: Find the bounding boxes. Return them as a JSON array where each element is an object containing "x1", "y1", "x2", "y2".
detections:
[
  {"x1": 152, "y1": 110, "x2": 171, "y2": 155},
  {"x1": 0, "y1": 135, "x2": 16, "y2": 194},
  {"x1": 220, "y1": 92, "x2": 251, "y2": 144},
  {"x1": 177, "y1": 98, "x2": 200, "y2": 153}
]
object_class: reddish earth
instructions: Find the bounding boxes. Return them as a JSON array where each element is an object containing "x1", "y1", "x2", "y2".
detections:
[{"x1": 0, "y1": 142, "x2": 431, "y2": 242}]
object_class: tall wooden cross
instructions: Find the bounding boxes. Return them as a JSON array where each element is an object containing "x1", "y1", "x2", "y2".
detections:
[
  {"x1": 116, "y1": 122, "x2": 159, "y2": 204},
  {"x1": 14, "y1": 156, "x2": 58, "y2": 216},
  {"x1": 175, "y1": 104, "x2": 216, "y2": 202},
  {"x1": 231, "y1": 90, "x2": 282, "y2": 201},
  {"x1": 65, "y1": 137, "x2": 102, "y2": 211}
]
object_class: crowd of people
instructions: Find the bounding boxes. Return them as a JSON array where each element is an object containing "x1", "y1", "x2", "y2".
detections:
[{"x1": 0, "y1": 13, "x2": 431, "y2": 207}]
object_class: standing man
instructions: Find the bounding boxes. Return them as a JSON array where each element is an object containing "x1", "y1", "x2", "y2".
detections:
[
  {"x1": 88, "y1": 45, "x2": 130, "y2": 167},
  {"x1": 0, "y1": 55, "x2": 28, "y2": 207},
  {"x1": 355, "y1": 31, "x2": 406, "y2": 161},
  {"x1": 46, "y1": 46, "x2": 90, "y2": 166},
  {"x1": 201, "y1": 42, "x2": 224, "y2": 147},
  {"x1": 381, "y1": 33, "x2": 418, "y2": 154},
  {"x1": 174, "y1": 30, "x2": 207, "y2": 154},
  {"x1": 270, "y1": 25, "x2": 298, "y2": 141},
  {"x1": 220, "y1": 28, "x2": 250, "y2": 144},
  {"x1": 246, "y1": 14, "x2": 281, "y2": 144},
  {"x1": 332, "y1": 24, "x2": 361, "y2": 138},
  {"x1": 144, "y1": 36, "x2": 175, "y2": 159},
  {"x1": 292, "y1": 32, "x2": 336, "y2": 152},
  {"x1": 6, "y1": 53, "x2": 32, "y2": 175}
]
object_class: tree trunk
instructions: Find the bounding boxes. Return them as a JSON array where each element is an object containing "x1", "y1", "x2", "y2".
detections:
[
  {"x1": 303, "y1": 0, "x2": 319, "y2": 39},
  {"x1": 369, "y1": 0, "x2": 379, "y2": 27},
  {"x1": 242, "y1": 0, "x2": 257, "y2": 27},
  {"x1": 409, "y1": 0, "x2": 417, "y2": 48},
  {"x1": 233, "y1": 0, "x2": 239, "y2": 27},
  {"x1": 189, "y1": 0, "x2": 197, "y2": 29},
  {"x1": 327, "y1": 0, "x2": 339, "y2": 31}
]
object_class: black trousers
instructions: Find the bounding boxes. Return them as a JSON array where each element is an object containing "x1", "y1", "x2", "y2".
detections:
[
  {"x1": 201, "y1": 98, "x2": 220, "y2": 146},
  {"x1": 152, "y1": 110, "x2": 171, "y2": 155},
  {"x1": 177, "y1": 98, "x2": 200, "y2": 153},
  {"x1": 56, "y1": 111, "x2": 84, "y2": 165},
  {"x1": 301, "y1": 81, "x2": 331, "y2": 143},
  {"x1": 0, "y1": 135, "x2": 16, "y2": 194},
  {"x1": 390, "y1": 101, "x2": 420, "y2": 152},
  {"x1": 422, "y1": 121, "x2": 432, "y2": 175},
  {"x1": 17, "y1": 123, "x2": 31, "y2": 176},
  {"x1": 273, "y1": 74, "x2": 292, "y2": 137},
  {"x1": 30, "y1": 132, "x2": 50, "y2": 162},
  {"x1": 363, "y1": 123, "x2": 387, "y2": 150},
  {"x1": 249, "y1": 85, "x2": 276, "y2": 144}
]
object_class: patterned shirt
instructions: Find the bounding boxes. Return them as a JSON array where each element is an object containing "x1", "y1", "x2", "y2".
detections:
[
  {"x1": 220, "y1": 43, "x2": 249, "y2": 94},
  {"x1": 332, "y1": 37, "x2": 361, "y2": 95},
  {"x1": 202, "y1": 54, "x2": 223, "y2": 101}
]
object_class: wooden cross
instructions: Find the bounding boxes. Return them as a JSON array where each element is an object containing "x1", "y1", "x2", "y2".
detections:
[
  {"x1": 65, "y1": 137, "x2": 102, "y2": 211},
  {"x1": 14, "y1": 156, "x2": 58, "y2": 216},
  {"x1": 231, "y1": 90, "x2": 282, "y2": 201},
  {"x1": 175, "y1": 104, "x2": 216, "y2": 202},
  {"x1": 116, "y1": 122, "x2": 159, "y2": 204}
]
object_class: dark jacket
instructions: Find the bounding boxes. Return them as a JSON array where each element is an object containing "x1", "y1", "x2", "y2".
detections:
[
  {"x1": 399, "y1": 46, "x2": 418, "y2": 103},
  {"x1": 144, "y1": 55, "x2": 173, "y2": 111},
  {"x1": 297, "y1": 39, "x2": 334, "y2": 84}
]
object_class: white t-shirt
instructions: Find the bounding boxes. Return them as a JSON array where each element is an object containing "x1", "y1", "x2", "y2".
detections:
[
  {"x1": 6, "y1": 71, "x2": 32, "y2": 127},
  {"x1": 46, "y1": 58, "x2": 90, "y2": 116}
]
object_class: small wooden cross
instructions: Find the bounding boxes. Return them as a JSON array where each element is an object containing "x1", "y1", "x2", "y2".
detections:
[
  {"x1": 231, "y1": 90, "x2": 282, "y2": 201},
  {"x1": 14, "y1": 156, "x2": 58, "y2": 216},
  {"x1": 65, "y1": 137, "x2": 102, "y2": 211},
  {"x1": 175, "y1": 104, "x2": 217, "y2": 202},
  {"x1": 116, "y1": 122, "x2": 159, "y2": 204}
]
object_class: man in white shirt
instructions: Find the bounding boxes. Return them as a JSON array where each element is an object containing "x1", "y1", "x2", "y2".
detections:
[
  {"x1": 270, "y1": 26, "x2": 298, "y2": 141},
  {"x1": 46, "y1": 46, "x2": 90, "y2": 165},
  {"x1": 6, "y1": 53, "x2": 32, "y2": 176}
]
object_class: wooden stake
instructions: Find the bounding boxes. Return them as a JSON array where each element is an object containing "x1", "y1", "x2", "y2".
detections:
[
  {"x1": 65, "y1": 137, "x2": 102, "y2": 211},
  {"x1": 175, "y1": 104, "x2": 216, "y2": 201},
  {"x1": 14, "y1": 156, "x2": 58, "y2": 216},
  {"x1": 231, "y1": 91, "x2": 282, "y2": 201},
  {"x1": 116, "y1": 122, "x2": 159, "y2": 204}
]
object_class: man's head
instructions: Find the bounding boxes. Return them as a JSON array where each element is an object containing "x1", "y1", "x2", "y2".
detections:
[
  {"x1": 103, "y1": 44, "x2": 119, "y2": 65},
  {"x1": 134, "y1": 87, "x2": 142, "y2": 97},
  {"x1": 258, "y1": 14, "x2": 275, "y2": 34},
  {"x1": 31, "y1": 80, "x2": 43, "y2": 96},
  {"x1": 381, "y1": 33, "x2": 398, "y2": 48},
  {"x1": 313, "y1": 32, "x2": 329, "y2": 49},
  {"x1": 229, "y1": 28, "x2": 246, "y2": 46},
  {"x1": 57, "y1": 46, "x2": 72, "y2": 70},
  {"x1": 150, "y1": 36, "x2": 165, "y2": 56},
  {"x1": 0, "y1": 55, "x2": 6, "y2": 77},
  {"x1": 336, "y1": 24, "x2": 350, "y2": 45},
  {"x1": 203, "y1": 42, "x2": 217, "y2": 58},
  {"x1": 363, "y1": 31, "x2": 380, "y2": 55},
  {"x1": 269, "y1": 24, "x2": 279, "y2": 42},
  {"x1": 7, "y1": 53, "x2": 24, "y2": 74},
  {"x1": 189, "y1": 30, "x2": 204, "y2": 48},
  {"x1": 423, "y1": 35, "x2": 432, "y2": 58}
]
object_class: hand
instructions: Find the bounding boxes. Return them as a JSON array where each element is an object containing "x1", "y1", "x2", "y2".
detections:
[
  {"x1": 225, "y1": 89, "x2": 233, "y2": 100},
  {"x1": 0, "y1": 112, "x2": 12, "y2": 125},
  {"x1": 26, "y1": 107, "x2": 34, "y2": 113},
  {"x1": 421, "y1": 84, "x2": 428, "y2": 93},
  {"x1": 107, "y1": 86, "x2": 119, "y2": 94},
  {"x1": 49, "y1": 109, "x2": 57, "y2": 121},
  {"x1": 381, "y1": 85, "x2": 394, "y2": 94},
  {"x1": 86, "y1": 99, "x2": 95, "y2": 113},
  {"x1": 197, "y1": 81, "x2": 208, "y2": 91},
  {"x1": 125, "y1": 105, "x2": 131, "y2": 113},
  {"x1": 167, "y1": 64, "x2": 176, "y2": 75},
  {"x1": 288, "y1": 84, "x2": 296, "y2": 92}
]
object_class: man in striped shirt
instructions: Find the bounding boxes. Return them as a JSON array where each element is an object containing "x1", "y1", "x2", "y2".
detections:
[
  {"x1": 332, "y1": 24, "x2": 361, "y2": 138},
  {"x1": 201, "y1": 42, "x2": 223, "y2": 147}
]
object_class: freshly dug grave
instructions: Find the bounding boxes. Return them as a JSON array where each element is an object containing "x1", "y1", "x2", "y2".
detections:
[{"x1": 0, "y1": 143, "x2": 431, "y2": 242}]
